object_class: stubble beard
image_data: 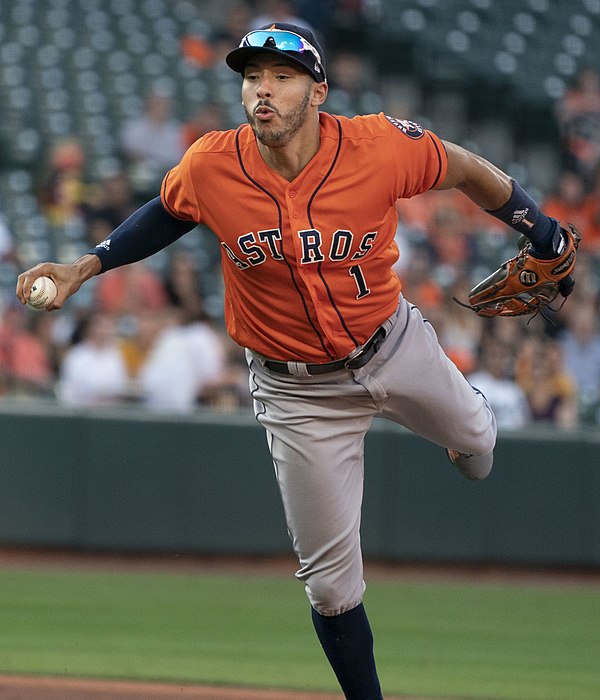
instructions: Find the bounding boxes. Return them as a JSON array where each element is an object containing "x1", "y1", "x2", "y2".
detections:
[{"x1": 245, "y1": 88, "x2": 312, "y2": 147}]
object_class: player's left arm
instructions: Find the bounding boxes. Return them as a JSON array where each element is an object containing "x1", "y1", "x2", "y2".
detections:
[
  {"x1": 435, "y1": 141, "x2": 512, "y2": 210},
  {"x1": 436, "y1": 140, "x2": 580, "y2": 317},
  {"x1": 436, "y1": 140, "x2": 565, "y2": 258}
]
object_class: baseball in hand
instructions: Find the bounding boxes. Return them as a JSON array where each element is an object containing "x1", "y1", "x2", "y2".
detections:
[{"x1": 28, "y1": 276, "x2": 58, "y2": 309}]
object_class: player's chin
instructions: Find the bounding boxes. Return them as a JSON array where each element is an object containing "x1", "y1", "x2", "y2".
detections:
[{"x1": 254, "y1": 126, "x2": 290, "y2": 147}]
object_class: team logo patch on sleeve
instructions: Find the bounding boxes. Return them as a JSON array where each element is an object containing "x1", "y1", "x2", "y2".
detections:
[{"x1": 385, "y1": 115, "x2": 424, "y2": 139}]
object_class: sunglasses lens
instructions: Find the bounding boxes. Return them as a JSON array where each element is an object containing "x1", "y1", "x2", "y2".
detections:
[
  {"x1": 239, "y1": 29, "x2": 325, "y2": 79},
  {"x1": 244, "y1": 31, "x2": 306, "y2": 53}
]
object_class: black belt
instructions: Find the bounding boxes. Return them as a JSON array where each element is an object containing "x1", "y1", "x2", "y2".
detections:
[{"x1": 264, "y1": 326, "x2": 387, "y2": 376}]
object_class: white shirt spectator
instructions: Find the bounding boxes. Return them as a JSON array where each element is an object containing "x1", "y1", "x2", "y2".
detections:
[
  {"x1": 468, "y1": 341, "x2": 530, "y2": 430},
  {"x1": 139, "y1": 320, "x2": 226, "y2": 412},
  {"x1": 121, "y1": 90, "x2": 185, "y2": 177},
  {"x1": 59, "y1": 315, "x2": 128, "y2": 407},
  {"x1": 0, "y1": 215, "x2": 14, "y2": 260},
  {"x1": 560, "y1": 305, "x2": 600, "y2": 410},
  {"x1": 468, "y1": 370, "x2": 530, "y2": 430}
]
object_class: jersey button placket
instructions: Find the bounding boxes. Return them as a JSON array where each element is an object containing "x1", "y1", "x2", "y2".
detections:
[{"x1": 287, "y1": 189, "x2": 300, "y2": 219}]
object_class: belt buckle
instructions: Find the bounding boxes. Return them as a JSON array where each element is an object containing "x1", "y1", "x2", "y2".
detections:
[
  {"x1": 343, "y1": 344, "x2": 365, "y2": 369},
  {"x1": 343, "y1": 327, "x2": 385, "y2": 370}
]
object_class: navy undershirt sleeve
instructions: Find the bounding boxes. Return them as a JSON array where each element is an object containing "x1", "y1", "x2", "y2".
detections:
[
  {"x1": 87, "y1": 197, "x2": 197, "y2": 273},
  {"x1": 486, "y1": 180, "x2": 561, "y2": 258}
]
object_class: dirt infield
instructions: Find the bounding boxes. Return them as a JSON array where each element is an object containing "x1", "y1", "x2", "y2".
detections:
[
  {"x1": 0, "y1": 675, "x2": 345, "y2": 699},
  {"x1": 0, "y1": 675, "x2": 425, "y2": 700},
  {"x1": 0, "y1": 547, "x2": 598, "y2": 586}
]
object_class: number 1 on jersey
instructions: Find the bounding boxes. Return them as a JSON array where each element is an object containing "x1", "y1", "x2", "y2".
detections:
[{"x1": 349, "y1": 264, "x2": 370, "y2": 299}]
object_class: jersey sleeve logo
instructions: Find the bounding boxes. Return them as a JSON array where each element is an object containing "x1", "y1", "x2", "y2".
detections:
[{"x1": 385, "y1": 115, "x2": 424, "y2": 139}]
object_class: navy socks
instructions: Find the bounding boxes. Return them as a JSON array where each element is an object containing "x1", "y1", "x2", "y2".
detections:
[{"x1": 311, "y1": 603, "x2": 383, "y2": 700}]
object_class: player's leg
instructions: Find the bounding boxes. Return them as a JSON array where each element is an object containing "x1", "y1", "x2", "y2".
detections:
[
  {"x1": 352, "y1": 299, "x2": 496, "y2": 479},
  {"x1": 247, "y1": 357, "x2": 383, "y2": 700},
  {"x1": 311, "y1": 603, "x2": 381, "y2": 700}
]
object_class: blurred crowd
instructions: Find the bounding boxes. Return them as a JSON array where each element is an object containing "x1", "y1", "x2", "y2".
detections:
[{"x1": 1, "y1": 0, "x2": 600, "y2": 428}]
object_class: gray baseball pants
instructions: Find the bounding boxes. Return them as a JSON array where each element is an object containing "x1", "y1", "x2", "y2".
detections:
[{"x1": 247, "y1": 296, "x2": 496, "y2": 616}]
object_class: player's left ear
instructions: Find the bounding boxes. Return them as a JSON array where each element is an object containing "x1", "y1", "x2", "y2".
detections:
[{"x1": 311, "y1": 81, "x2": 328, "y2": 106}]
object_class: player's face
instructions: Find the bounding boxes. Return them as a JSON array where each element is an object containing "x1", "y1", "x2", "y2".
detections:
[{"x1": 242, "y1": 55, "x2": 316, "y2": 147}]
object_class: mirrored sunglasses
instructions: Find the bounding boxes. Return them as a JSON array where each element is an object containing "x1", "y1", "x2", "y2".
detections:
[{"x1": 240, "y1": 30, "x2": 324, "y2": 72}]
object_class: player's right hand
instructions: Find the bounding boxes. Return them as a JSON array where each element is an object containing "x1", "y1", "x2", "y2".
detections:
[
  {"x1": 16, "y1": 255, "x2": 101, "y2": 311},
  {"x1": 17, "y1": 262, "x2": 74, "y2": 311}
]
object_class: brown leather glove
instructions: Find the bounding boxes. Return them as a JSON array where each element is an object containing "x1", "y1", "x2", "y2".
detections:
[{"x1": 466, "y1": 224, "x2": 581, "y2": 317}]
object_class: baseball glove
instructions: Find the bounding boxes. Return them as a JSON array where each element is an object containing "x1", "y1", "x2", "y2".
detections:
[{"x1": 464, "y1": 224, "x2": 581, "y2": 318}]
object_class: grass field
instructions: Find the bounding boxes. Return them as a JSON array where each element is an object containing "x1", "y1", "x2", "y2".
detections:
[{"x1": 0, "y1": 564, "x2": 598, "y2": 700}]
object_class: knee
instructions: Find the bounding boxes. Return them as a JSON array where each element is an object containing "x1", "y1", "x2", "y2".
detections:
[
  {"x1": 302, "y1": 572, "x2": 365, "y2": 617},
  {"x1": 464, "y1": 455, "x2": 493, "y2": 480},
  {"x1": 453, "y1": 449, "x2": 494, "y2": 481},
  {"x1": 459, "y1": 416, "x2": 496, "y2": 465}
]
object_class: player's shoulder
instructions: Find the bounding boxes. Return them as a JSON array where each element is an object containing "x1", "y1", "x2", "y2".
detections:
[
  {"x1": 324, "y1": 111, "x2": 431, "y2": 143},
  {"x1": 323, "y1": 112, "x2": 384, "y2": 138},
  {"x1": 185, "y1": 126, "x2": 248, "y2": 156}
]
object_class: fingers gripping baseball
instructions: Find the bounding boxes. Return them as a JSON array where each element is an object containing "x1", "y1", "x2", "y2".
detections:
[{"x1": 17, "y1": 263, "x2": 81, "y2": 311}]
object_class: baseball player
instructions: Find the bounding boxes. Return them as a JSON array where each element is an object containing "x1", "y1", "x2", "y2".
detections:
[{"x1": 17, "y1": 23, "x2": 579, "y2": 700}]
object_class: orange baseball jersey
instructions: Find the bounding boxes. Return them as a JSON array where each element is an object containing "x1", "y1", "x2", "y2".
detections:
[{"x1": 161, "y1": 111, "x2": 447, "y2": 362}]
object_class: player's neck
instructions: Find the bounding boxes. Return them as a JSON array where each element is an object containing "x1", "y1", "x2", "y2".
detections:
[{"x1": 256, "y1": 120, "x2": 321, "y2": 182}]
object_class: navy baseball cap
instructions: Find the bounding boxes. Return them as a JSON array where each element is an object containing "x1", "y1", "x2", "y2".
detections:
[{"x1": 226, "y1": 23, "x2": 327, "y2": 83}]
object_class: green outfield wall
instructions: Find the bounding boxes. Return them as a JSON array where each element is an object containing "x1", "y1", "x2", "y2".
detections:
[{"x1": 0, "y1": 403, "x2": 598, "y2": 567}]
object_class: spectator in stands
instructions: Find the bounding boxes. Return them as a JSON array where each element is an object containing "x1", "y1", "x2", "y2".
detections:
[
  {"x1": 394, "y1": 244, "x2": 444, "y2": 327},
  {"x1": 119, "y1": 309, "x2": 166, "y2": 381},
  {"x1": 58, "y1": 313, "x2": 129, "y2": 407},
  {"x1": 516, "y1": 337, "x2": 578, "y2": 429},
  {"x1": 201, "y1": 335, "x2": 254, "y2": 411},
  {"x1": 0, "y1": 213, "x2": 18, "y2": 266},
  {"x1": 95, "y1": 262, "x2": 168, "y2": 316},
  {"x1": 32, "y1": 309, "x2": 64, "y2": 378},
  {"x1": 397, "y1": 187, "x2": 506, "y2": 242},
  {"x1": 467, "y1": 340, "x2": 530, "y2": 430},
  {"x1": 560, "y1": 303, "x2": 600, "y2": 424},
  {"x1": 163, "y1": 250, "x2": 207, "y2": 323},
  {"x1": 204, "y1": 0, "x2": 253, "y2": 66},
  {"x1": 83, "y1": 170, "x2": 139, "y2": 256},
  {"x1": 326, "y1": 50, "x2": 383, "y2": 117},
  {"x1": 84, "y1": 170, "x2": 137, "y2": 233},
  {"x1": 584, "y1": 178, "x2": 600, "y2": 252},
  {"x1": 251, "y1": 0, "x2": 312, "y2": 31},
  {"x1": 542, "y1": 170, "x2": 600, "y2": 250},
  {"x1": 549, "y1": 249, "x2": 599, "y2": 322},
  {"x1": 542, "y1": 170, "x2": 588, "y2": 230},
  {"x1": 137, "y1": 307, "x2": 227, "y2": 412},
  {"x1": 38, "y1": 137, "x2": 89, "y2": 229},
  {"x1": 0, "y1": 304, "x2": 54, "y2": 397},
  {"x1": 181, "y1": 103, "x2": 226, "y2": 150},
  {"x1": 427, "y1": 204, "x2": 477, "y2": 268},
  {"x1": 555, "y1": 66, "x2": 600, "y2": 184},
  {"x1": 437, "y1": 276, "x2": 482, "y2": 376},
  {"x1": 121, "y1": 86, "x2": 185, "y2": 201},
  {"x1": 478, "y1": 315, "x2": 528, "y2": 354}
]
